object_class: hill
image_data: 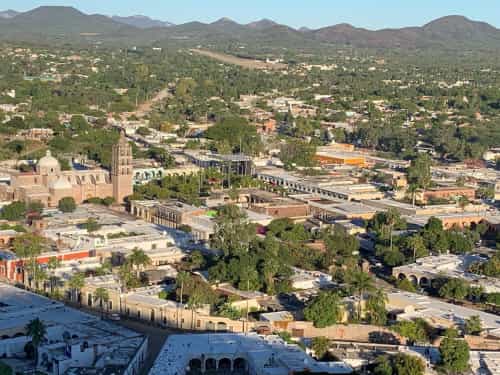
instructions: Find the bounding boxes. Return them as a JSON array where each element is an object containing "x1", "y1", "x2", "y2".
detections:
[
  {"x1": 0, "y1": 10, "x2": 18, "y2": 19},
  {"x1": 311, "y1": 16, "x2": 500, "y2": 49},
  {"x1": 111, "y1": 15, "x2": 174, "y2": 29},
  {"x1": 0, "y1": 6, "x2": 499, "y2": 51}
]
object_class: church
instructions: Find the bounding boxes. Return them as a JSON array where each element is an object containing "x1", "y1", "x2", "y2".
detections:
[{"x1": 0, "y1": 132, "x2": 133, "y2": 207}]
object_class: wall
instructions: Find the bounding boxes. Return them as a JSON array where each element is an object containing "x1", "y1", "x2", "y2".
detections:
[{"x1": 281, "y1": 322, "x2": 406, "y2": 344}]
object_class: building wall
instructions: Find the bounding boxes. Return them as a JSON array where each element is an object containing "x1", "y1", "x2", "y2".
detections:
[
  {"x1": 420, "y1": 187, "x2": 476, "y2": 203},
  {"x1": 314, "y1": 155, "x2": 365, "y2": 167},
  {"x1": 249, "y1": 203, "x2": 310, "y2": 219},
  {"x1": 282, "y1": 322, "x2": 406, "y2": 344}
]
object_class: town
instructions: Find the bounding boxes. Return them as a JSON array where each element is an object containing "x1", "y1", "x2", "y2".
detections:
[{"x1": 1, "y1": 3, "x2": 500, "y2": 375}]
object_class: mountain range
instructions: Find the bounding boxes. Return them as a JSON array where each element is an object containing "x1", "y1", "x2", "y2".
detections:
[
  {"x1": 111, "y1": 15, "x2": 174, "y2": 29},
  {"x1": 0, "y1": 6, "x2": 500, "y2": 50}
]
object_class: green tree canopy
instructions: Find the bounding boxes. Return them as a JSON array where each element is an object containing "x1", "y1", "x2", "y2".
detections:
[{"x1": 304, "y1": 291, "x2": 343, "y2": 328}]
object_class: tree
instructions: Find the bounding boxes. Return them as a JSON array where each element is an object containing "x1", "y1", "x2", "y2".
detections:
[
  {"x1": 374, "y1": 356, "x2": 393, "y2": 375},
  {"x1": 403, "y1": 234, "x2": 428, "y2": 261},
  {"x1": 25, "y1": 318, "x2": 46, "y2": 366},
  {"x1": 407, "y1": 154, "x2": 432, "y2": 202},
  {"x1": 211, "y1": 205, "x2": 256, "y2": 257},
  {"x1": 396, "y1": 278, "x2": 417, "y2": 292},
  {"x1": 67, "y1": 272, "x2": 85, "y2": 305},
  {"x1": 0, "y1": 361, "x2": 12, "y2": 375},
  {"x1": 176, "y1": 271, "x2": 190, "y2": 328},
  {"x1": 187, "y1": 288, "x2": 204, "y2": 329},
  {"x1": 127, "y1": 248, "x2": 151, "y2": 278},
  {"x1": 13, "y1": 233, "x2": 45, "y2": 289},
  {"x1": 188, "y1": 250, "x2": 205, "y2": 270},
  {"x1": 368, "y1": 209, "x2": 406, "y2": 252},
  {"x1": 118, "y1": 263, "x2": 141, "y2": 289},
  {"x1": 93, "y1": 287, "x2": 109, "y2": 318},
  {"x1": 0, "y1": 201, "x2": 26, "y2": 220},
  {"x1": 82, "y1": 218, "x2": 101, "y2": 233},
  {"x1": 304, "y1": 292, "x2": 343, "y2": 328},
  {"x1": 27, "y1": 201, "x2": 44, "y2": 216},
  {"x1": 464, "y1": 315, "x2": 482, "y2": 336},
  {"x1": 439, "y1": 278, "x2": 469, "y2": 301},
  {"x1": 393, "y1": 319, "x2": 430, "y2": 345},
  {"x1": 347, "y1": 269, "x2": 375, "y2": 321},
  {"x1": 311, "y1": 337, "x2": 330, "y2": 360},
  {"x1": 47, "y1": 257, "x2": 61, "y2": 293},
  {"x1": 365, "y1": 289, "x2": 388, "y2": 326},
  {"x1": 439, "y1": 335, "x2": 470, "y2": 374},
  {"x1": 58, "y1": 197, "x2": 76, "y2": 213},
  {"x1": 392, "y1": 353, "x2": 425, "y2": 375},
  {"x1": 280, "y1": 139, "x2": 317, "y2": 169}
]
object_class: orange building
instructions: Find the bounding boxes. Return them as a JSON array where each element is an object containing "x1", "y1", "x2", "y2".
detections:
[
  {"x1": 314, "y1": 151, "x2": 366, "y2": 167},
  {"x1": 255, "y1": 119, "x2": 277, "y2": 134}
]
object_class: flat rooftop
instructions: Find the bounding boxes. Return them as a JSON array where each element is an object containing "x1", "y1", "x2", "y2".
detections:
[
  {"x1": 149, "y1": 333, "x2": 353, "y2": 375},
  {"x1": 388, "y1": 291, "x2": 500, "y2": 336}
]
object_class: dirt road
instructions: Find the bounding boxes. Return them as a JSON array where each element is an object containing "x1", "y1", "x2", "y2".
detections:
[{"x1": 191, "y1": 49, "x2": 286, "y2": 70}]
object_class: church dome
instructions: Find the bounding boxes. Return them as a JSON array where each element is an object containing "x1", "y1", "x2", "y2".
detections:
[
  {"x1": 49, "y1": 176, "x2": 72, "y2": 190},
  {"x1": 38, "y1": 150, "x2": 60, "y2": 171}
]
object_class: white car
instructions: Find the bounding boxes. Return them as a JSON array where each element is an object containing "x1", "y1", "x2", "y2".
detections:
[{"x1": 109, "y1": 313, "x2": 121, "y2": 321}]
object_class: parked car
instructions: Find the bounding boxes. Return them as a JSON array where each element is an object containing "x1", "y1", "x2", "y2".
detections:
[{"x1": 109, "y1": 313, "x2": 121, "y2": 321}]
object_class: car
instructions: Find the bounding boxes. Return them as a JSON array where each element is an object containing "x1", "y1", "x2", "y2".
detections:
[{"x1": 109, "y1": 313, "x2": 121, "y2": 321}]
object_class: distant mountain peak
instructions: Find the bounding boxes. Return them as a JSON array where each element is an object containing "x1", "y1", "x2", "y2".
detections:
[
  {"x1": 247, "y1": 18, "x2": 278, "y2": 29},
  {"x1": 111, "y1": 14, "x2": 174, "y2": 29},
  {"x1": 213, "y1": 17, "x2": 237, "y2": 24},
  {"x1": 0, "y1": 9, "x2": 19, "y2": 19}
]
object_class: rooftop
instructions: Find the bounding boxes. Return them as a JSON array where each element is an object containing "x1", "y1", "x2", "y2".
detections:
[
  {"x1": 149, "y1": 333, "x2": 353, "y2": 375},
  {"x1": 388, "y1": 291, "x2": 500, "y2": 336}
]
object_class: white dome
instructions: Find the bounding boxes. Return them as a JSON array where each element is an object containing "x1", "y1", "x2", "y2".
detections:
[
  {"x1": 38, "y1": 150, "x2": 60, "y2": 170},
  {"x1": 49, "y1": 176, "x2": 72, "y2": 190}
]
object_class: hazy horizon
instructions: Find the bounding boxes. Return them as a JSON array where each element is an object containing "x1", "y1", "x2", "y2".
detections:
[{"x1": 1, "y1": 0, "x2": 499, "y2": 30}]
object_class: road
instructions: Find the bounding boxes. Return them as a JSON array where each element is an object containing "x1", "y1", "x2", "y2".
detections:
[{"x1": 66, "y1": 302, "x2": 179, "y2": 375}]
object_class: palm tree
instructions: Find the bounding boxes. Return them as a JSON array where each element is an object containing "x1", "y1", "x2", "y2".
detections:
[
  {"x1": 348, "y1": 270, "x2": 375, "y2": 321},
  {"x1": 93, "y1": 287, "x2": 110, "y2": 318},
  {"x1": 127, "y1": 248, "x2": 151, "y2": 279},
  {"x1": 13, "y1": 233, "x2": 45, "y2": 289},
  {"x1": 187, "y1": 289, "x2": 203, "y2": 330},
  {"x1": 25, "y1": 318, "x2": 46, "y2": 367},
  {"x1": 67, "y1": 272, "x2": 85, "y2": 305},
  {"x1": 365, "y1": 289, "x2": 389, "y2": 326},
  {"x1": 383, "y1": 209, "x2": 399, "y2": 252},
  {"x1": 407, "y1": 183, "x2": 419, "y2": 207},
  {"x1": 175, "y1": 271, "x2": 190, "y2": 328},
  {"x1": 47, "y1": 257, "x2": 61, "y2": 293}
]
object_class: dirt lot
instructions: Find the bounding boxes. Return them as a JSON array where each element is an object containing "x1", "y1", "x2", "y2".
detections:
[{"x1": 191, "y1": 49, "x2": 286, "y2": 70}]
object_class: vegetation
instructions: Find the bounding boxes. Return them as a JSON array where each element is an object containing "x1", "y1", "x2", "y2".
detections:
[
  {"x1": 438, "y1": 330, "x2": 470, "y2": 374},
  {"x1": 58, "y1": 197, "x2": 77, "y2": 213},
  {"x1": 464, "y1": 315, "x2": 482, "y2": 336},
  {"x1": 304, "y1": 292, "x2": 343, "y2": 328},
  {"x1": 25, "y1": 318, "x2": 47, "y2": 365},
  {"x1": 373, "y1": 354, "x2": 425, "y2": 375},
  {"x1": 392, "y1": 318, "x2": 431, "y2": 345}
]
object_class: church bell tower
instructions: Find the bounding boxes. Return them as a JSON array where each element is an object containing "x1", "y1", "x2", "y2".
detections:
[{"x1": 111, "y1": 131, "x2": 133, "y2": 203}]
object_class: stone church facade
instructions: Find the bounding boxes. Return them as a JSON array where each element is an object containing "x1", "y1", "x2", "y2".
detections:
[{"x1": 0, "y1": 132, "x2": 133, "y2": 207}]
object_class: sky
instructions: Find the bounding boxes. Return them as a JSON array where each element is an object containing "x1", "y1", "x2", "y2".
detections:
[{"x1": 1, "y1": 0, "x2": 499, "y2": 30}]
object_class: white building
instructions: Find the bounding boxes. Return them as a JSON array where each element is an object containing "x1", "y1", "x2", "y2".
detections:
[
  {"x1": 0, "y1": 283, "x2": 148, "y2": 375},
  {"x1": 393, "y1": 254, "x2": 500, "y2": 293},
  {"x1": 149, "y1": 333, "x2": 353, "y2": 375}
]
